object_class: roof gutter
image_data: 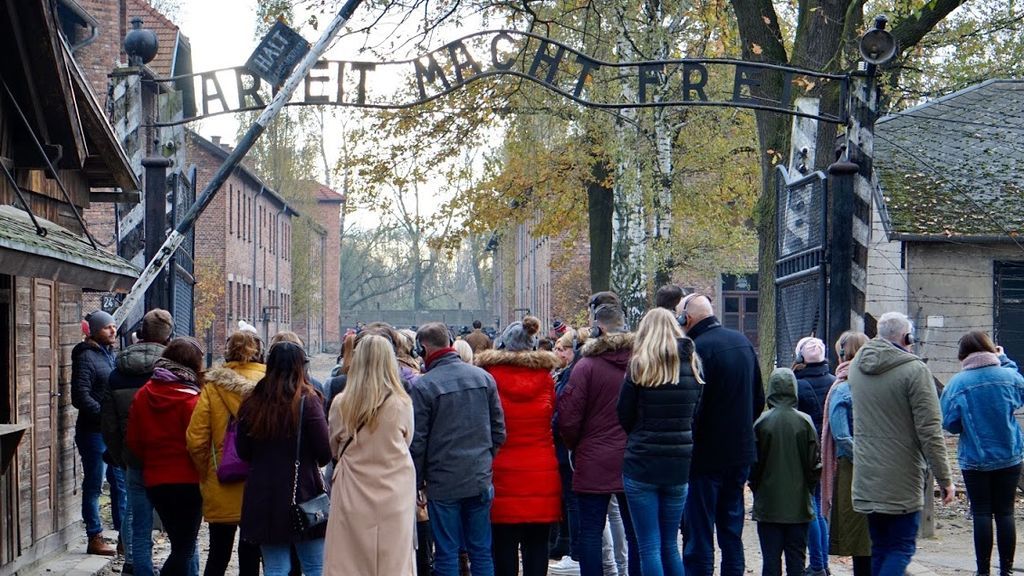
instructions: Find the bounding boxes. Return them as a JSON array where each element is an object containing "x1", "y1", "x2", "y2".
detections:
[
  {"x1": 891, "y1": 233, "x2": 1023, "y2": 244},
  {"x1": 61, "y1": 0, "x2": 100, "y2": 53}
]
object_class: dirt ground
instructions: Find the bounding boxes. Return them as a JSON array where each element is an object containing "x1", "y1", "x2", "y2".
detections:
[{"x1": 97, "y1": 355, "x2": 1014, "y2": 576}]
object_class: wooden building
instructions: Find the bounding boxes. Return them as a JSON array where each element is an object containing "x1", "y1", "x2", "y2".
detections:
[{"x1": 0, "y1": 1, "x2": 140, "y2": 573}]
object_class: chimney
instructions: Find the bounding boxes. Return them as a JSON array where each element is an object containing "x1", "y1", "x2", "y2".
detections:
[{"x1": 211, "y1": 135, "x2": 221, "y2": 146}]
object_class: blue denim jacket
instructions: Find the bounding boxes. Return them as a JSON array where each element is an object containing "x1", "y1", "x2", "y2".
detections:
[
  {"x1": 828, "y1": 381, "x2": 854, "y2": 459},
  {"x1": 941, "y1": 355, "x2": 1024, "y2": 471}
]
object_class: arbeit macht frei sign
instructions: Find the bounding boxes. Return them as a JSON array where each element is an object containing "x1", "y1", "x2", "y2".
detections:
[{"x1": 155, "y1": 30, "x2": 849, "y2": 127}]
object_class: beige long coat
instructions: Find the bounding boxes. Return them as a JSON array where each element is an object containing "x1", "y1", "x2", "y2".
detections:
[{"x1": 325, "y1": 392, "x2": 416, "y2": 576}]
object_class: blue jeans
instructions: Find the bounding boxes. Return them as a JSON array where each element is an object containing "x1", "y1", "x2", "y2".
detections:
[
  {"x1": 624, "y1": 477, "x2": 687, "y2": 576},
  {"x1": 808, "y1": 483, "x2": 829, "y2": 571},
  {"x1": 428, "y1": 486, "x2": 495, "y2": 576},
  {"x1": 577, "y1": 492, "x2": 639, "y2": 576},
  {"x1": 76, "y1": 431, "x2": 126, "y2": 537},
  {"x1": 261, "y1": 539, "x2": 324, "y2": 576},
  {"x1": 682, "y1": 465, "x2": 749, "y2": 576},
  {"x1": 126, "y1": 467, "x2": 154, "y2": 575},
  {"x1": 867, "y1": 512, "x2": 920, "y2": 576},
  {"x1": 558, "y1": 458, "x2": 580, "y2": 560}
]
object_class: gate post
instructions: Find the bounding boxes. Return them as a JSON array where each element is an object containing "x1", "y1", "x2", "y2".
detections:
[{"x1": 143, "y1": 157, "x2": 173, "y2": 312}]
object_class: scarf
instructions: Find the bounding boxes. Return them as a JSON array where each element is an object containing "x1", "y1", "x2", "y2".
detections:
[
  {"x1": 962, "y1": 351, "x2": 1000, "y2": 371},
  {"x1": 819, "y1": 359, "x2": 852, "y2": 521},
  {"x1": 151, "y1": 357, "x2": 200, "y2": 388}
]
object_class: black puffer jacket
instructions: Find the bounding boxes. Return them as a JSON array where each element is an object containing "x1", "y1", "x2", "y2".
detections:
[
  {"x1": 795, "y1": 361, "x2": 836, "y2": 435},
  {"x1": 618, "y1": 338, "x2": 703, "y2": 486},
  {"x1": 101, "y1": 342, "x2": 165, "y2": 467},
  {"x1": 71, "y1": 340, "x2": 116, "y2": 433}
]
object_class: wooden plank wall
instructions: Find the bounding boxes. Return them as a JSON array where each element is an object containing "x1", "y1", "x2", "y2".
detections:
[{"x1": 3, "y1": 279, "x2": 81, "y2": 571}]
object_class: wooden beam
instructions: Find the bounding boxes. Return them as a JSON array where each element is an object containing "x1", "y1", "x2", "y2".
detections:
[{"x1": 89, "y1": 190, "x2": 141, "y2": 204}]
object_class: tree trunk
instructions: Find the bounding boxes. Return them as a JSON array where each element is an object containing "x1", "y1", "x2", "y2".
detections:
[{"x1": 588, "y1": 157, "x2": 613, "y2": 294}]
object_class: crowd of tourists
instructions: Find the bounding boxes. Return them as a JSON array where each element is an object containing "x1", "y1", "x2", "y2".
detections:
[{"x1": 69, "y1": 285, "x2": 1024, "y2": 576}]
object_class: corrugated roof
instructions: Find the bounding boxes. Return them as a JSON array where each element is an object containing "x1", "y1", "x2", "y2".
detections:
[
  {"x1": 874, "y1": 79, "x2": 1024, "y2": 240},
  {"x1": 125, "y1": 0, "x2": 181, "y2": 77}
]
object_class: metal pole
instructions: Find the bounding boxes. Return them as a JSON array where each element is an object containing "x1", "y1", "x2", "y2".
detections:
[{"x1": 113, "y1": 0, "x2": 365, "y2": 329}]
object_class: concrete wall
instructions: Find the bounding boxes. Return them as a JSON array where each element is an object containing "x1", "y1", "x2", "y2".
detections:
[
  {"x1": 904, "y1": 242, "x2": 1022, "y2": 384},
  {"x1": 865, "y1": 192, "x2": 910, "y2": 325}
]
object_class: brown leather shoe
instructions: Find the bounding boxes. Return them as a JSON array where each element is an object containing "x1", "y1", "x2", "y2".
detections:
[{"x1": 87, "y1": 534, "x2": 116, "y2": 556}]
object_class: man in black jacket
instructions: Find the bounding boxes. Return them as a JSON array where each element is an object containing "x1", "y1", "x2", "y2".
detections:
[
  {"x1": 101, "y1": 308, "x2": 173, "y2": 573},
  {"x1": 676, "y1": 294, "x2": 765, "y2": 576},
  {"x1": 72, "y1": 310, "x2": 126, "y2": 556},
  {"x1": 411, "y1": 322, "x2": 506, "y2": 576}
]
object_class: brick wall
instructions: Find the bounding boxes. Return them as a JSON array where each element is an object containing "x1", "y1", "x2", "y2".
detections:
[
  {"x1": 190, "y1": 136, "x2": 296, "y2": 357},
  {"x1": 314, "y1": 200, "x2": 341, "y2": 352},
  {"x1": 73, "y1": 0, "x2": 127, "y2": 104}
]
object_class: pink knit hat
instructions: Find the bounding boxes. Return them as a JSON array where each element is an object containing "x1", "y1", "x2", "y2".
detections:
[{"x1": 795, "y1": 337, "x2": 826, "y2": 364}]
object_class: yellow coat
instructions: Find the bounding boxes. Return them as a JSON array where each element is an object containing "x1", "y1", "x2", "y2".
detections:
[{"x1": 186, "y1": 361, "x2": 264, "y2": 523}]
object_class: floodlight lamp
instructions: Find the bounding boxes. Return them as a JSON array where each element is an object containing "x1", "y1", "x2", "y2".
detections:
[{"x1": 858, "y1": 15, "x2": 897, "y2": 66}]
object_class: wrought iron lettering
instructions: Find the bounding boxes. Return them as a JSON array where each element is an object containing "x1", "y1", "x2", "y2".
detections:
[{"x1": 151, "y1": 30, "x2": 851, "y2": 127}]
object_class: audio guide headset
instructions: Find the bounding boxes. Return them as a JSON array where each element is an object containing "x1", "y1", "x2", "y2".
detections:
[
  {"x1": 837, "y1": 333, "x2": 850, "y2": 361},
  {"x1": 677, "y1": 294, "x2": 707, "y2": 328},
  {"x1": 413, "y1": 327, "x2": 455, "y2": 359}
]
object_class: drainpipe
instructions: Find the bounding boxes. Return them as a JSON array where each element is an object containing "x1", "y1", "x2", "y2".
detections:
[
  {"x1": 321, "y1": 231, "x2": 326, "y2": 352},
  {"x1": 63, "y1": 1, "x2": 100, "y2": 53},
  {"x1": 275, "y1": 206, "x2": 284, "y2": 335},
  {"x1": 252, "y1": 185, "x2": 265, "y2": 337}
]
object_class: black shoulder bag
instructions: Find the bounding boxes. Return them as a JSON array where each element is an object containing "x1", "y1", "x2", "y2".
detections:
[{"x1": 290, "y1": 398, "x2": 330, "y2": 533}]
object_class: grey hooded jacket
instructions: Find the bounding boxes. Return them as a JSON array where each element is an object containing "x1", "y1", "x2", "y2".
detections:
[{"x1": 848, "y1": 338, "x2": 952, "y2": 514}]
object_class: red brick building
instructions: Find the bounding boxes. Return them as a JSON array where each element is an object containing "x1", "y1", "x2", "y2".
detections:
[
  {"x1": 307, "y1": 183, "x2": 344, "y2": 352},
  {"x1": 189, "y1": 131, "x2": 335, "y2": 356}
]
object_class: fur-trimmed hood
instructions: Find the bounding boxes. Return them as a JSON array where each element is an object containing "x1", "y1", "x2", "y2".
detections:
[
  {"x1": 204, "y1": 362, "x2": 263, "y2": 395},
  {"x1": 581, "y1": 332, "x2": 635, "y2": 358},
  {"x1": 475, "y1": 349, "x2": 561, "y2": 371}
]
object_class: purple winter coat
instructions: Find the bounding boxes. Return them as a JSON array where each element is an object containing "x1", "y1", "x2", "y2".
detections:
[{"x1": 557, "y1": 332, "x2": 634, "y2": 493}]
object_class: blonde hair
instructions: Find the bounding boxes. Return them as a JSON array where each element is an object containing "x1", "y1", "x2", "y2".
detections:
[
  {"x1": 270, "y1": 330, "x2": 303, "y2": 348},
  {"x1": 555, "y1": 327, "x2": 590, "y2": 350},
  {"x1": 453, "y1": 339, "x2": 474, "y2": 363},
  {"x1": 835, "y1": 331, "x2": 868, "y2": 362},
  {"x1": 630, "y1": 308, "x2": 687, "y2": 387},
  {"x1": 338, "y1": 335, "x2": 410, "y2": 434}
]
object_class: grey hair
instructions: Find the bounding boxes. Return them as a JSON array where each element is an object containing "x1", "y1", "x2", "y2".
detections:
[{"x1": 877, "y1": 312, "x2": 913, "y2": 343}]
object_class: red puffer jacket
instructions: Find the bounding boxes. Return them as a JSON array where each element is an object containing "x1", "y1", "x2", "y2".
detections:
[
  {"x1": 477, "y1": 349, "x2": 563, "y2": 524},
  {"x1": 127, "y1": 366, "x2": 201, "y2": 487}
]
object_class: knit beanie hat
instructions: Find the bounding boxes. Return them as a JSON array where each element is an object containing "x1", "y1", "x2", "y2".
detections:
[
  {"x1": 795, "y1": 336, "x2": 826, "y2": 364},
  {"x1": 86, "y1": 311, "x2": 116, "y2": 337},
  {"x1": 140, "y1": 309, "x2": 174, "y2": 343},
  {"x1": 497, "y1": 316, "x2": 541, "y2": 352}
]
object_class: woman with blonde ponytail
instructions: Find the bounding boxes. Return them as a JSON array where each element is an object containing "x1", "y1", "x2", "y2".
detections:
[
  {"x1": 617, "y1": 308, "x2": 703, "y2": 576},
  {"x1": 324, "y1": 335, "x2": 416, "y2": 575}
]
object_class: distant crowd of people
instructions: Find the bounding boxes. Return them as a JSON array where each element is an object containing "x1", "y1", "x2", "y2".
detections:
[{"x1": 69, "y1": 284, "x2": 1024, "y2": 576}]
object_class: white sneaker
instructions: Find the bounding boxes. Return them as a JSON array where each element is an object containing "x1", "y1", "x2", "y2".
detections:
[{"x1": 548, "y1": 555, "x2": 581, "y2": 575}]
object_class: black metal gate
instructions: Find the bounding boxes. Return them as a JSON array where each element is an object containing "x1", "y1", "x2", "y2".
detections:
[
  {"x1": 168, "y1": 167, "x2": 197, "y2": 336},
  {"x1": 775, "y1": 166, "x2": 828, "y2": 367}
]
